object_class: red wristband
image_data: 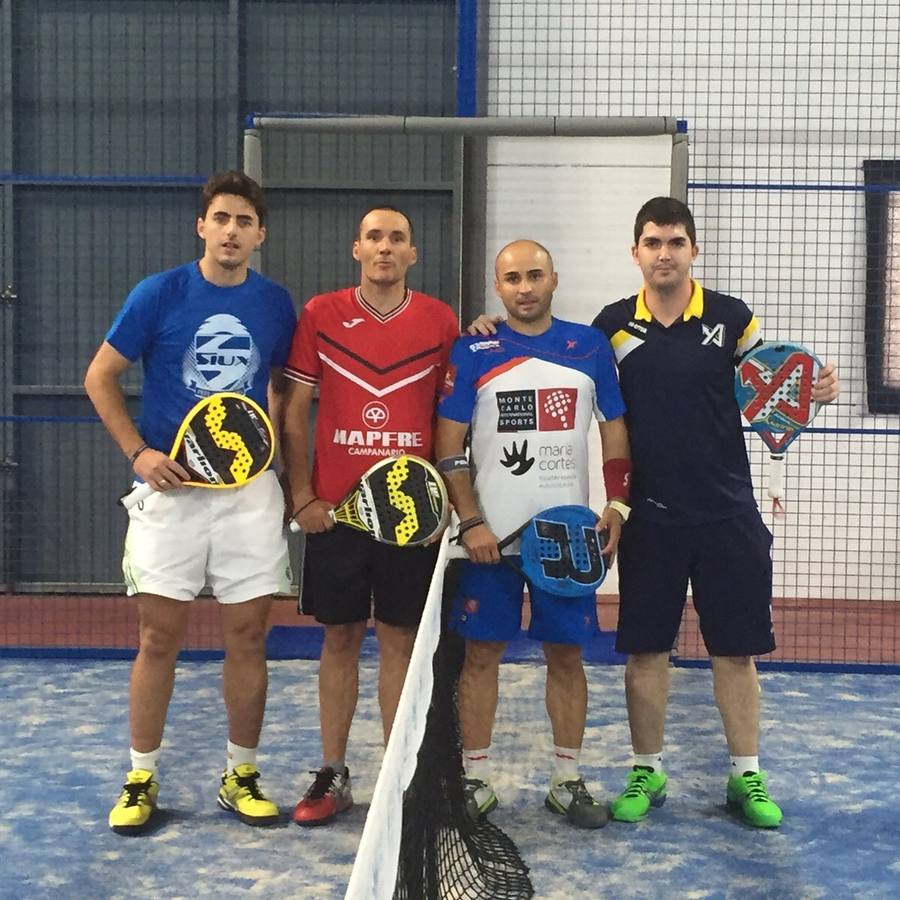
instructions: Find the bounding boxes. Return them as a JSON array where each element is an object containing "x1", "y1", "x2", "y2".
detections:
[{"x1": 603, "y1": 457, "x2": 631, "y2": 502}]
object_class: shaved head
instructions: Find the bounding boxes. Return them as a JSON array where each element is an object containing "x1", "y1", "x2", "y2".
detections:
[
  {"x1": 495, "y1": 239, "x2": 554, "y2": 276},
  {"x1": 493, "y1": 239, "x2": 557, "y2": 334}
]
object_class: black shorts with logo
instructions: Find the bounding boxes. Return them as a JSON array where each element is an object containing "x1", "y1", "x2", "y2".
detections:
[
  {"x1": 615, "y1": 508, "x2": 775, "y2": 657},
  {"x1": 300, "y1": 526, "x2": 439, "y2": 627}
]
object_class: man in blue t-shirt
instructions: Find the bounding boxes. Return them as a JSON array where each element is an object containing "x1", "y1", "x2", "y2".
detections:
[
  {"x1": 592, "y1": 197, "x2": 839, "y2": 829},
  {"x1": 436, "y1": 240, "x2": 631, "y2": 829},
  {"x1": 84, "y1": 171, "x2": 297, "y2": 835}
]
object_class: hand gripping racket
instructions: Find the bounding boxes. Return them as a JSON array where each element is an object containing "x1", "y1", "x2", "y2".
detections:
[
  {"x1": 449, "y1": 504, "x2": 607, "y2": 597},
  {"x1": 734, "y1": 341, "x2": 822, "y2": 514},
  {"x1": 290, "y1": 455, "x2": 449, "y2": 548},
  {"x1": 120, "y1": 392, "x2": 275, "y2": 510}
]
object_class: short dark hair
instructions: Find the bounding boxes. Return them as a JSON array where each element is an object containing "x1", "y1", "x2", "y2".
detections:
[
  {"x1": 633, "y1": 196, "x2": 696, "y2": 246},
  {"x1": 356, "y1": 205, "x2": 414, "y2": 242},
  {"x1": 200, "y1": 171, "x2": 267, "y2": 225}
]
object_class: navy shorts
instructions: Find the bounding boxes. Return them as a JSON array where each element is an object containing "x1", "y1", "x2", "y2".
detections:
[
  {"x1": 615, "y1": 509, "x2": 775, "y2": 657},
  {"x1": 450, "y1": 559, "x2": 598, "y2": 646},
  {"x1": 300, "y1": 527, "x2": 439, "y2": 628}
]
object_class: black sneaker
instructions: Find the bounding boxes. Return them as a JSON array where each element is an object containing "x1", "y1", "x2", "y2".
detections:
[{"x1": 545, "y1": 776, "x2": 609, "y2": 829}]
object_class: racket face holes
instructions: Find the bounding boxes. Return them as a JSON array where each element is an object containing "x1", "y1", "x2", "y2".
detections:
[
  {"x1": 364, "y1": 456, "x2": 446, "y2": 545},
  {"x1": 521, "y1": 507, "x2": 606, "y2": 595}
]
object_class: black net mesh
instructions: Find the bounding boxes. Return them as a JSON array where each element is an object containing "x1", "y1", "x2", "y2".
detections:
[{"x1": 393, "y1": 562, "x2": 534, "y2": 900}]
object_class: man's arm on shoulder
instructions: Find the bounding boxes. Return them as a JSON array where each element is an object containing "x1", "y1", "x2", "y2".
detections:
[
  {"x1": 465, "y1": 314, "x2": 502, "y2": 336},
  {"x1": 83, "y1": 341, "x2": 189, "y2": 488}
]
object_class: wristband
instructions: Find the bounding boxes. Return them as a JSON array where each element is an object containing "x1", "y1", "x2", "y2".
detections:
[
  {"x1": 457, "y1": 515, "x2": 484, "y2": 536},
  {"x1": 436, "y1": 454, "x2": 470, "y2": 474},
  {"x1": 603, "y1": 457, "x2": 632, "y2": 502},
  {"x1": 292, "y1": 497, "x2": 318, "y2": 518},
  {"x1": 606, "y1": 500, "x2": 631, "y2": 522},
  {"x1": 128, "y1": 443, "x2": 149, "y2": 466},
  {"x1": 293, "y1": 497, "x2": 318, "y2": 517}
]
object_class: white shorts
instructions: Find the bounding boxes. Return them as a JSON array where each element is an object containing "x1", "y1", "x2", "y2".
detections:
[{"x1": 122, "y1": 471, "x2": 291, "y2": 604}]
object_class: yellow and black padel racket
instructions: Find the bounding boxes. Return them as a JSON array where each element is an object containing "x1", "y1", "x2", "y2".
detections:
[
  {"x1": 290, "y1": 455, "x2": 448, "y2": 547},
  {"x1": 120, "y1": 392, "x2": 275, "y2": 510}
]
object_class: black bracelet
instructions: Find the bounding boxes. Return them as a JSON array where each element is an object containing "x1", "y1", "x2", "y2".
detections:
[
  {"x1": 457, "y1": 515, "x2": 484, "y2": 536},
  {"x1": 292, "y1": 497, "x2": 318, "y2": 518},
  {"x1": 128, "y1": 443, "x2": 149, "y2": 466}
]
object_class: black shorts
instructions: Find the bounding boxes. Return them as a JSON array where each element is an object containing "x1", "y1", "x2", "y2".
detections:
[
  {"x1": 615, "y1": 509, "x2": 775, "y2": 657},
  {"x1": 300, "y1": 527, "x2": 440, "y2": 628}
]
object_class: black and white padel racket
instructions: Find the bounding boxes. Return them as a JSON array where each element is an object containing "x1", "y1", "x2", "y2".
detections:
[
  {"x1": 291, "y1": 455, "x2": 449, "y2": 547},
  {"x1": 120, "y1": 392, "x2": 275, "y2": 510}
]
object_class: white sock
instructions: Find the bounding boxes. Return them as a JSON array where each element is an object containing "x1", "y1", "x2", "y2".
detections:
[
  {"x1": 464, "y1": 747, "x2": 492, "y2": 783},
  {"x1": 634, "y1": 752, "x2": 663, "y2": 772},
  {"x1": 324, "y1": 758, "x2": 346, "y2": 775},
  {"x1": 730, "y1": 755, "x2": 759, "y2": 776},
  {"x1": 129, "y1": 747, "x2": 161, "y2": 774},
  {"x1": 227, "y1": 740, "x2": 257, "y2": 773},
  {"x1": 552, "y1": 746, "x2": 581, "y2": 783}
]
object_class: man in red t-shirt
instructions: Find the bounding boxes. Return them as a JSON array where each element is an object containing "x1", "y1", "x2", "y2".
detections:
[{"x1": 282, "y1": 206, "x2": 458, "y2": 826}]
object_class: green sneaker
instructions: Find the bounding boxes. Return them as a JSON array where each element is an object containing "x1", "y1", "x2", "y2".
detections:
[
  {"x1": 610, "y1": 766, "x2": 667, "y2": 822},
  {"x1": 726, "y1": 770, "x2": 782, "y2": 828},
  {"x1": 545, "y1": 777, "x2": 608, "y2": 829},
  {"x1": 463, "y1": 777, "x2": 498, "y2": 821}
]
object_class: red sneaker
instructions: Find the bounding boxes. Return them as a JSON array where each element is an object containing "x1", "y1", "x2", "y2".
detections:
[{"x1": 292, "y1": 766, "x2": 353, "y2": 826}]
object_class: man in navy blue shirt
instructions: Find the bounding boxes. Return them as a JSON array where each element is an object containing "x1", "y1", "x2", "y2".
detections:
[
  {"x1": 592, "y1": 197, "x2": 839, "y2": 828},
  {"x1": 85, "y1": 171, "x2": 296, "y2": 834}
]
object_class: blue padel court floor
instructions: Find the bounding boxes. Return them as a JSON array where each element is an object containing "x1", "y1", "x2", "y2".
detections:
[{"x1": 5, "y1": 650, "x2": 900, "y2": 899}]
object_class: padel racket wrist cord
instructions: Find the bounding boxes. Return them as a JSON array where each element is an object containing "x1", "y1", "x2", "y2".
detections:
[
  {"x1": 292, "y1": 497, "x2": 318, "y2": 518},
  {"x1": 456, "y1": 515, "x2": 485, "y2": 536},
  {"x1": 128, "y1": 443, "x2": 150, "y2": 466}
]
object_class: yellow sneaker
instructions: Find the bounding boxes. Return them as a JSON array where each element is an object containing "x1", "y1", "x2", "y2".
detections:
[
  {"x1": 108, "y1": 769, "x2": 159, "y2": 835},
  {"x1": 217, "y1": 764, "x2": 279, "y2": 826}
]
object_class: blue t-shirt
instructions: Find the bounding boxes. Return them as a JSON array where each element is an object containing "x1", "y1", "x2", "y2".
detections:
[
  {"x1": 438, "y1": 318, "x2": 625, "y2": 540},
  {"x1": 106, "y1": 261, "x2": 296, "y2": 453}
]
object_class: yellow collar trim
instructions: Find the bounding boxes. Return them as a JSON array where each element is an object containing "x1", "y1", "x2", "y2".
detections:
[{"x1": 636, "y1": 280, "x2": 704, "y2": 322}]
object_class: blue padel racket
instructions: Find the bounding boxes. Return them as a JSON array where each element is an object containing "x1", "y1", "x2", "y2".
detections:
[
  {"x1": 734, "y1": 341, "x2": 822, "y2": 513},
  {"x1": 448, "y1": 504, "x2": 607, "y2": 597}
]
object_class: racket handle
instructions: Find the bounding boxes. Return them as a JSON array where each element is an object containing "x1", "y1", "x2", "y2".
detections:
[
  {"x1": 288, "y1": 508, "x2": 336, "y2": 533},
  {"x1": 119, "y1": 481, "x2": 154, "y2": 510},
  {"x1": 767, "y1": 454, "x2": 785, "y2": 500},
  {"x1": 446, "y1": 544, "x2": 469, "y2": 560}
]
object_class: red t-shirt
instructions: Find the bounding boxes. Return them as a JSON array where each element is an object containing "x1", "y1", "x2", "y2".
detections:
[{"x1": 285, "y1": 287, "x2": 459, "y2": 502}]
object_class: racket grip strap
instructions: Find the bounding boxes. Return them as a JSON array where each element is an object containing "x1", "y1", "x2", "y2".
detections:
[{"x1": 119, "y1": 481, "x2": 154, "y2": 510}]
